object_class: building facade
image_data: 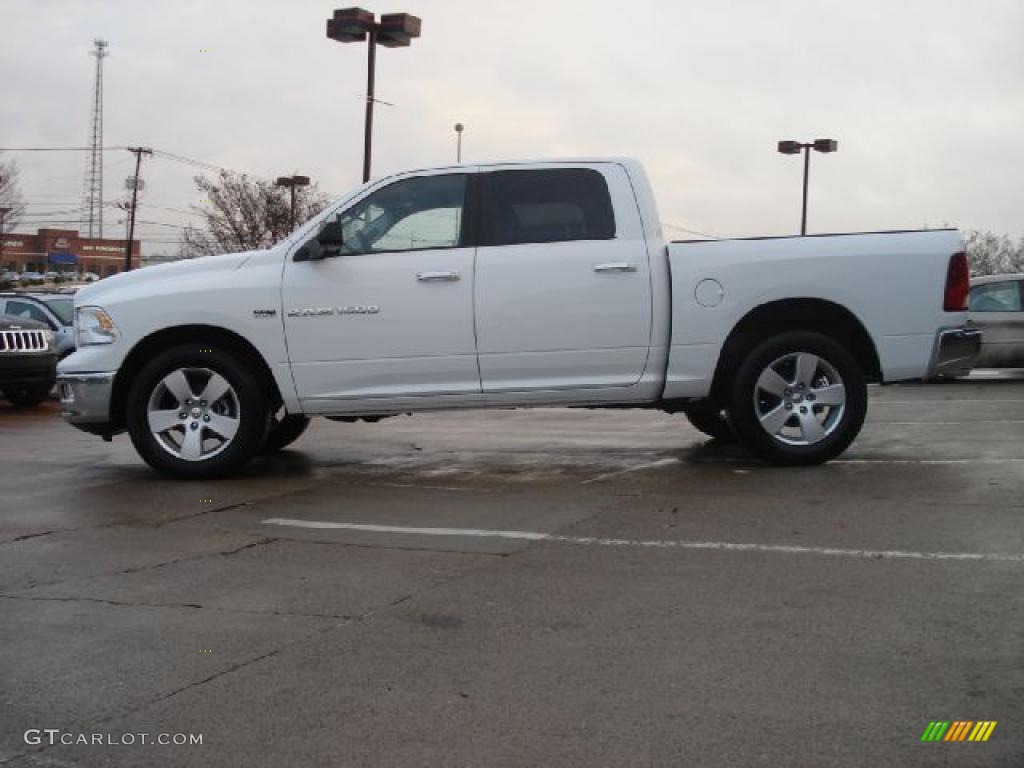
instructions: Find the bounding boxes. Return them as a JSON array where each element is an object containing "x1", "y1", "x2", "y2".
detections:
[{"x1": 0, "y1": 228, "x2": 141, "y2": 276}]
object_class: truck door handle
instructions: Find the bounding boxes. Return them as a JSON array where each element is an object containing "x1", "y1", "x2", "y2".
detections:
[
  {"x1": 417, "y1": 271, "x2": 461, "y2": 282},
  {"x1": 593, "y1": 262, "x2": 638, "y2": 273}
]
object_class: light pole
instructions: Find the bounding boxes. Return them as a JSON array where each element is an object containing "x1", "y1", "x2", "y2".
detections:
[
  {"x1": 276, "y1": 175, "x2": 311, "y2": 230},
  {"x1": 327, "y1": 8, "x2": 422, "y2": 183},
  {"x1": 454, "y1": 123, "x2": 464, "y2": 162},
  {"x1": 777, "y1": 139, "x2": 838, "y2": 235},
  {"x1": 0, "y1": 207, "x2": 10, "y2": 268}
]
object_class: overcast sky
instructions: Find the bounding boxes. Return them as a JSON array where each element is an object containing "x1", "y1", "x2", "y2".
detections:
[{"x1": 3, "y1": 0, "x2": 1023, "y2": 255}]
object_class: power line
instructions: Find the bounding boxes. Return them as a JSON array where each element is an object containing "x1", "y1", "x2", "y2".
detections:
[
  {"x1": 149, "y1": 149, "x2": 272, "y2": 180},
  {"x1": 0, "y1": 146, "x2": 125, "y2": 152}
]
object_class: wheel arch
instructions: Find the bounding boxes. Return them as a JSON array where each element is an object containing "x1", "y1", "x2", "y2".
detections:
[
  {"x1": 110, "y1": 325, "x2": 283, "y2": 431},
  {"x1": 708, "y1": 298, "x2": 882, "y2": 403}
]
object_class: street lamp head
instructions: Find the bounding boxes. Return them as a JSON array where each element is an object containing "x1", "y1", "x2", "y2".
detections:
[
  {"x1": 777, "y1": 140, "x2": 803, "y2": 155},
  {"x1": 276, "y1": 175, "x2": 311, "y2": 188},
  {"x1": 813, "y1": 139, "x2": 838, "y2": 153},
  {"x1": 454, "y1": 123, "x2": 464, "y2": 133},
  {"x1": 327, "y1": 7, "x2": 375, "y2": 43},
  {"x1": 377, "y1": 13, "x2": 421, "y2": 47}
]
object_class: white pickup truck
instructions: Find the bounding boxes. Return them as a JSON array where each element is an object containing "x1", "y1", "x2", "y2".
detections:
[{"x1": 58, "y1": 158, "x2": 980, "y2": 478}]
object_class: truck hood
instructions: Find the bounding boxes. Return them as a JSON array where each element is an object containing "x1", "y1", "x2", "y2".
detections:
[{"x1": 75, "y1": 250, "x2": 261, "y2": 306}]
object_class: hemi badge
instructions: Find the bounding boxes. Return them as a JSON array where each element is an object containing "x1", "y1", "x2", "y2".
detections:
[{"x1": 252, "y1": 309, "x2": 277, "y2": 318}]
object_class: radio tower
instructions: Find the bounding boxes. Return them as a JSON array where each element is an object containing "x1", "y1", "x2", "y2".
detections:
[{"x1": 81, "y1": 39, "x2": 109, "y2": 238}]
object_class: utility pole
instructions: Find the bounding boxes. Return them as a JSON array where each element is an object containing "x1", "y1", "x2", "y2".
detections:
[
  {"x1": 124, "y1": 146, "x2": 152, "y2": 272},
  {"x1": 454, "y1": 123, "x2": 464, "y2": 162}
]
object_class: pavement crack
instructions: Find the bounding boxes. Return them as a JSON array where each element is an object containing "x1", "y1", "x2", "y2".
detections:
[
  {"x1": 114, "y1": 536, "x2": 277, "y2": 575},
  {"x1": 0, "y1": 592, "x2": 354, "y2": 620}
]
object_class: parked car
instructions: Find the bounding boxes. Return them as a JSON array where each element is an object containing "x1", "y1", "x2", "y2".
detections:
[
  {"x1": 18, "y1": 271, "x2": 44, "y2": 285},
  {"x1": 0, "y1": 292, "x2": 76, "y2": 357},
  {"x1": 80, "y1": 272, "x2": 100, "y2": 283},
  {"x1": 58, "y1": 157, "x2": 979, "y2": 478},
  {"x1": 0, "y1": 271, "x2": 20, "y2": 288},
  {"x1": 969, "y1": 273, "x2": 1024, "y2": 367},
  {"x1": 0, "y1": 314, "x2": 57, "y2": 407}
]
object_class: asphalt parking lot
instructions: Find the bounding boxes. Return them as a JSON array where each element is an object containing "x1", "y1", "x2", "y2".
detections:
[{"x1": 1, "y1": 375, "x2": 1023, "y2": 767}]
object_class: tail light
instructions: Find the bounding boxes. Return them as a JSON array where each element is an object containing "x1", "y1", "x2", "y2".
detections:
[{"x1": 943, "y1": 251, "x2": 969, "y2": 311}]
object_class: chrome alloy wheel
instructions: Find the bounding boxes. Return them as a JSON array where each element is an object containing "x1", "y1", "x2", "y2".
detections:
[
  {"x1": 146, "y1": 368, "x2": 241, "y2": 462},
  {"x1": 752, "y1": 352, "x2": 846, "y2": 446}
]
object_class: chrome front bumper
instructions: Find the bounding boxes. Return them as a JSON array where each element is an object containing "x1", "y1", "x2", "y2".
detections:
[
  {"x1": 58, "y1": 371, "x2": 115, "y2": 428},
  {"x1": 928, "y1": 327, "x2": 982, "y2": 378}
]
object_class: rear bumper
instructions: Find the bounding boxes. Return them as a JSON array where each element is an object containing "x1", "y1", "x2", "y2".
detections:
[
  {"x1": 927, "y1": 327, "x2": 982, "y2": 378},
  {"x1": 58, "y1": 371, "x2": 115, "y2": 432}
]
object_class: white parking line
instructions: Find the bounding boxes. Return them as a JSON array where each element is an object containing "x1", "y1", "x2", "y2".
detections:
[
  {"x1": 872, "y1": 399, "x2": 1024, "y2": 404},
  {"x1": 261, "y1": 519, "x2": 1024, "y2": 562}
]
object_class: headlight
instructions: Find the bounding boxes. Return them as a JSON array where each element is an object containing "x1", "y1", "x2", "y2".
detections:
[
  {"x1": 76, "y1": 306, "x2": 119, "y2": 346},
  {"x1": 43, "y1": 329, "x2": 55, "y2": 350}
]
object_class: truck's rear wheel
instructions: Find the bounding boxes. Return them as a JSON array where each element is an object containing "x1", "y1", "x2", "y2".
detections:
[
  {"x1": 729, "y1": 331, "x2": 866, "y2": 465},
  {"x1": 260, "y1": 413, "x2": 311, "y2": 454},
  {"x1": 683, "y1": 402, "x2": 735, "y2": 442},
  {"x1": 126, "y1": 345, "x2": 269, "y2": 479}
]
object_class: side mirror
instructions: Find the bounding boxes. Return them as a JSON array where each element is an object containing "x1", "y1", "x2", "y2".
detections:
[
  {"x1": 318, "y1": 219, "x2": 345, "y2": 255},
  {"x1": 294, "y1": 219, "x2": 344, "y2": 262}
]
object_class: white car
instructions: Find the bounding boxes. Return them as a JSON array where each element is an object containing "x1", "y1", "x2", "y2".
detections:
[
  {"x1": 57, "y1": 157, "x2": 979, "y2": 478},
  {"x1": 19, "y1": 271, "x2": 44, "y2": 285}
]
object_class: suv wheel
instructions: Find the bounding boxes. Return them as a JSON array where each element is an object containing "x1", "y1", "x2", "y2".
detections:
[
  {"x1": 729, "y1": 331, "x2": 867, "y2": 465},
  {"x1": 126, "y1": 345, "x2": 269, "y2": 479},
  {"x1": 3, "y1": 382, "x2": 52, "y2": 408}
]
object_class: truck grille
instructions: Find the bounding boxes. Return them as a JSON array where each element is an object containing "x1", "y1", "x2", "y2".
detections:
[{"x1": 0, "y1": 330, "x2": 48, "y2": 353}]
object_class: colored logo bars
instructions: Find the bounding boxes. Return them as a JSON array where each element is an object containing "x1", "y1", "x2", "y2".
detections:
[{"x1": 921, "y1": 721, "x2": 997, "y2": 742}]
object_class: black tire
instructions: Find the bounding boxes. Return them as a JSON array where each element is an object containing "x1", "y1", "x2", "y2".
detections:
[
  {"x1": 259, "y1": 413, "x2": 311, "y2": 454},
  {"x1": 126, "y1": 344, "x2": 269, "y2": 479},
  {"x1": 729, "y1": 331, "x2": 867, "y2": 466},
  {"x1": 683, "y1": 402, "x2": 736, "y2": 442},
  {"x1": 3, "y1": 382, "x2": 52, "y2": 408}
]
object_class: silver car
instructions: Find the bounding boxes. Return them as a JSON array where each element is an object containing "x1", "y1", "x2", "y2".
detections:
[
  {"x1": 969, "y1": 274, "x2": 1024, "y2": 367},
  {"x1": 0, "y1": 292, "x2": 76, "y2": 358}
]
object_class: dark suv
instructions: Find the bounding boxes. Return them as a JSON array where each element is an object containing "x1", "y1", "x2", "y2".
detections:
[{"x1": 0, "y1": 314, "x2": 58, "y2": 407}]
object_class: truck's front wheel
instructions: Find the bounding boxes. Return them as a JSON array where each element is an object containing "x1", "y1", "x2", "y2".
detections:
[
  {"x1": 729, "y1": 331, "x2": 866, "y2": 465},
  {"x1": 126, "y1": 345, "x2": 269, "y2": 479}
]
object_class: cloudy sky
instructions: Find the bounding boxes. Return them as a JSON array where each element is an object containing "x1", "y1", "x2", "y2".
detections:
[{"x1": 3, "y1": 0, "x2": 1023, "y2": 255}]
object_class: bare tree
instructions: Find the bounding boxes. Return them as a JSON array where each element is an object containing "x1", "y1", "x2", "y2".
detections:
[
  {"x1": 180, "y1": 172, "x2": 331, "y2": 258},
  {"x1": 964, "y1": 229, "x2": 1024, "y2": 276},
  {"x1": 0, "y1": 155, "x2": 25, "y2": 233}
]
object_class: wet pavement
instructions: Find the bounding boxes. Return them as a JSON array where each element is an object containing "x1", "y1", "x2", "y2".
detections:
[{"x1": 1, "y1": 375, "x2": 1023, "y2": 766}]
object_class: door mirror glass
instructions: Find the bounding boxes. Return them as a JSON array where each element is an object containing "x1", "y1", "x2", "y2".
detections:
[
  {"x1": 318, "y1": 219, "x2": 345, "y2": 248},
  {"x1": 295, "y1": 219, "x2": 344, "y2": 262}
]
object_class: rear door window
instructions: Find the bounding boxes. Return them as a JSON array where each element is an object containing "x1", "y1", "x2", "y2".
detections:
[{"x1": 483, "y1": 169, "x2": 616, "y2": 246}]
